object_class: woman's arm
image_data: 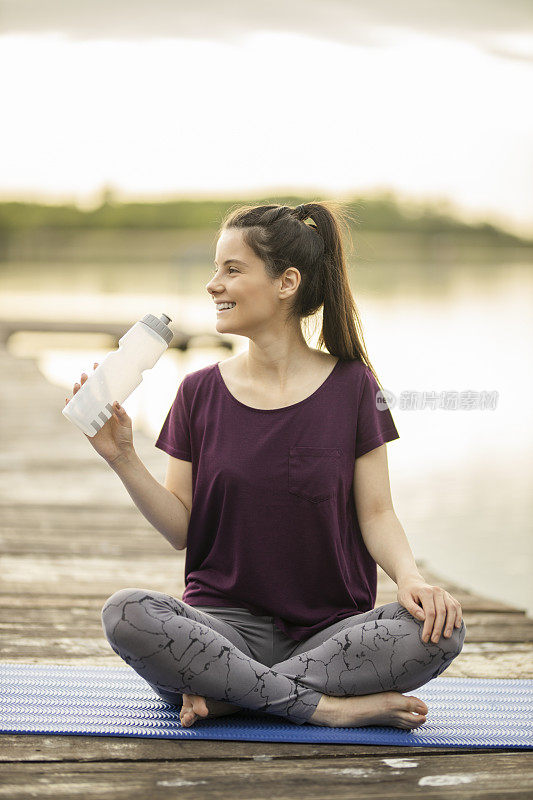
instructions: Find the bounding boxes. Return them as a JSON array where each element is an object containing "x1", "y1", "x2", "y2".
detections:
[
  {"x1": 110, "y1": 451, "x2": 190, "y2": 551},
  {"x1": 353, "y1": 444, "x2": 463, "y2": 643},
  {"x1": 353, "y1": 444, "x2": 420, "y2": 583}
]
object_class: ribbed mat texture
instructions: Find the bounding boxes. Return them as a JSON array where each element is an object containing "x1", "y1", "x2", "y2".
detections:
[{"x1": 1, "y1": 664, "x2": 531, "y2": 748}]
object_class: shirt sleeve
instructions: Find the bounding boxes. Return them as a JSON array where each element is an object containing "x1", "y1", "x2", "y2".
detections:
[
  {"x1": 154, "y1": 377, "x2": 192, "y2": 462},
  {"x1": 355, "y1": 366, "x2": 399, "y2": 459}
]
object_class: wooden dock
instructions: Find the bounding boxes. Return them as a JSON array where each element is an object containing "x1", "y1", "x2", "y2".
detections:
[
  {"x1": 1, "y1": 343, "x2": 532, "y2": 798},
  {"x1": 0, "y1": 318, "x2": 234, "y2": 351}
]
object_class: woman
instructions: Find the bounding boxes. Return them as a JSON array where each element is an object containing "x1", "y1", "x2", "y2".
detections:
[{"x1": 67, "y1": 202, "x2": 465, "y2": 729}]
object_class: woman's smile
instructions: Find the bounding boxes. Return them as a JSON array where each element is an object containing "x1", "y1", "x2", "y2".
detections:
[{"x1": 216, "y1": 303, "x2": 237, "y2": 314}]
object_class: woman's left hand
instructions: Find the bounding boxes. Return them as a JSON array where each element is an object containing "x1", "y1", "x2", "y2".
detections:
[{"x1": 397, "y1": 578, "x2": 463, "y2": 643}]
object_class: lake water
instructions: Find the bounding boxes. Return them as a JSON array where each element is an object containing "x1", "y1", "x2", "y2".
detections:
[{"x1": 1, "y1": 249, "x2": 531, "y2": 615}]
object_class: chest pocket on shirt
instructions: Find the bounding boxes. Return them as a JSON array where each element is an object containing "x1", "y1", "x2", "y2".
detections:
[{"x1": 288, "y1": 446, "x2": 342, "y2": 503}]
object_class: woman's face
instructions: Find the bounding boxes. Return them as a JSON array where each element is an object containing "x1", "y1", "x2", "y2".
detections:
[{"x1": 206, "y1": 228, "x2": 286, "y2": 335}]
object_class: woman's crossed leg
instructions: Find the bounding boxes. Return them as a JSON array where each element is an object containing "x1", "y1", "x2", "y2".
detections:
[
  {"x1": 269, "y1": 601, "x2": 466, "y2": 727},
  {"x1": 101, "y1": 589, "x2": 465, "y2": 728},
  {"x1": 275, "y1": 600, "x2": 465, "y2": 694}
]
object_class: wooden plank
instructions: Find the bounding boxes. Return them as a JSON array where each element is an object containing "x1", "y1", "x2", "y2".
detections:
[
  {"x1": 1, "y1": 589, "x2": 528, "y2": 641},
  {"x1": 1, "y1": 602, "x2": 530, "y2": 650},
  {"x1": 0, "y1": 549, "x2": 524, "y2": 615},
  {"x1": 0, "y1": 754, "x2": 531, "y2": 799},
  {"x1": 0, "y1": 318, "x2": 234, "y2": 352},
  {"x1": 0, "y1": 733, "x2": 514, "y2": 762},
  {"x1": 450, "y1": 643, "x2": 533, "y2": 678},
  {"x1": 0, "y1": 591, "x2": 523, "y2": 618}
]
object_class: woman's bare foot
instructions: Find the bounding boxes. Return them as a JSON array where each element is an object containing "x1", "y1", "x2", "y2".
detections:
[
  {"x1": 180, "y1": 693, "x2": 242, "y2": 727},
  {"x1": 309, "y1": 691, "x2": 429, "y2": 729}
]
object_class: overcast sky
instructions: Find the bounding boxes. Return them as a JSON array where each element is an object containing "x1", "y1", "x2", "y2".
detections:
[{"x1": 1, "y1": 0, "x2": 532, "y2": 234}]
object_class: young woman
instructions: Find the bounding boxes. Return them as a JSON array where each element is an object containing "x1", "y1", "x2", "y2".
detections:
[{"x1": 68, "y1": 202, "x2": 465, "y2": 730}]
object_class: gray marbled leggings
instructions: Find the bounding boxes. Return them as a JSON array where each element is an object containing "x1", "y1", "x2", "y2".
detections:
[{"x1": 101, "y1": 588, "x2": 466, "y2": 725}]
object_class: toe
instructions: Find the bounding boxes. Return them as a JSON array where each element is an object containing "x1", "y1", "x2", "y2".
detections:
[
  {"x1": 191, "y1": 697, "x2": 209, "y2": 716},
  {"x1": 407, "y1": 696, "x2": 428, "y2": 715}
]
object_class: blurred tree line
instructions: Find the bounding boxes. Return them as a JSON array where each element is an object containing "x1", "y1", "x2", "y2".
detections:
[{"x1": 0, "y1": 190, "x2": 530, "y2": 245}]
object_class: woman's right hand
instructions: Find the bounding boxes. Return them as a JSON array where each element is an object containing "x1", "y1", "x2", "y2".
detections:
[{"x1": 64, "y1": 362, "x2": 135, "y2": 468}]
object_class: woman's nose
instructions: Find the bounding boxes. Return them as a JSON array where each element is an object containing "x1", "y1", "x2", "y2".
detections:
[{"x1": 206, "y1": 278, "x2": 222, "y2": 293}]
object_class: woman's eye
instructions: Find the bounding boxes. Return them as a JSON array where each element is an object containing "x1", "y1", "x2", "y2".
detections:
[{"x1": 211, "y1": 267, "x2": 238, "y2": 275}]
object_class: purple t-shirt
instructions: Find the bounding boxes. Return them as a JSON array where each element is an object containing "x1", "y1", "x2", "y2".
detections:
[{"x1": 155, "y1": 357, "x2": 399, "y2": 641}]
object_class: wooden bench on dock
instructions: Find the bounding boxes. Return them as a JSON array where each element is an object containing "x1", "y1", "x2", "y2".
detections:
[{"x1": 1, "y1": 344, "x2": 532, "y2": 798}]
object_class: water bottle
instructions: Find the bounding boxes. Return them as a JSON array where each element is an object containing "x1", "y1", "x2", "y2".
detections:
[{"x1": 62, "y1": 313, "x2": 173, "y2": 437}]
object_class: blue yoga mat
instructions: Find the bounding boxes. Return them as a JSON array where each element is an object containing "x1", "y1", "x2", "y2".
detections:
[{"x1": 1, "y1": 664, "x2": 531, "y2": 749}]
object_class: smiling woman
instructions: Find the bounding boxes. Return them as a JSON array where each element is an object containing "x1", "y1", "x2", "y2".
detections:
[
  {"x1": 101, "y1": 200, "x2": 466, "y2": 732},
  {"x1": 205, "y1": 201, "x2": 385, "y2": 376}
]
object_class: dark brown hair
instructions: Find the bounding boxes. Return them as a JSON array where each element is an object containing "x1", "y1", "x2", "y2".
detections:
[{"x1": 216, "y1": 200, "x2": 382, "y2": 386}]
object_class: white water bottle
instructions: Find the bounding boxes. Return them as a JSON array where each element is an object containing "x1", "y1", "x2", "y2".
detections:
[{"x1": 62, "y1": 313, "x2": 173, "y2": 437}]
